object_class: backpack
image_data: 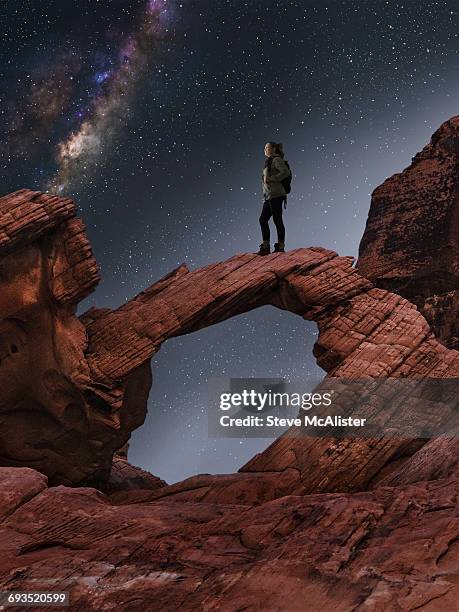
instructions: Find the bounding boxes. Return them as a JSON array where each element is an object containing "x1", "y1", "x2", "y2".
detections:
[
  {"x1": 267, "y1": 156, "x2": 292, "y2": 194},
  {"x1": 282, "y1": 160, "x2": 292, "y2": 194}
]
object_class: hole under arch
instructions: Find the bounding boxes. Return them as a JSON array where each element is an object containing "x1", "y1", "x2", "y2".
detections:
[{"x1": 128, "y1": 306, "x2": 325, "y2": 484}]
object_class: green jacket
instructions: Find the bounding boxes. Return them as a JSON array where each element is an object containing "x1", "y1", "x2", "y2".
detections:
[{"x1": 262, "y1": 154, "x2": 290, "y2": 201}]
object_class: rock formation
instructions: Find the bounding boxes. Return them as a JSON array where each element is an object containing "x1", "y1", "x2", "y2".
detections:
[
  {"x1": 1, "y1": 467, "x2": 458, "y2": 611},
  {"x1": 1, "y1": 188, "x2": 457, "y2": 494},
  {"x1": 1, "y1": 116, "x2": 459, "y2": 609},
  {"x1": 357, "y1": 115, "x2": 459, "y2": 349}
]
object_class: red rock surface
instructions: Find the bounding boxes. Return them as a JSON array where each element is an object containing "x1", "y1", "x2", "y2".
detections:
[
  {"x1": 0, "y1": 189, "x2": 449, "y2": 490},
  {"x1": 1, "y1": 110, "x2": 459, "y2": 612},
  {"x1": 82, "y1": 247, "x2": 458, "y2": 498},
  {"x1": 357, "y1": 115, "x2": 459, "y2": 349},
  {"x1": 103, "y1": 457, "x2": 167, "y2": 493},
  {"x1": 1, "y1": 191, "x2": 456, "y2": 493},
  {"x1": 0, "y1": 468, "x2": 457, "y2": 611}
]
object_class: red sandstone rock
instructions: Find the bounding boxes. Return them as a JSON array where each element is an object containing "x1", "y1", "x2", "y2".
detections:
[
  {"x1": 0, "y1": 467, "x2": 457, "y2": 611},
  {"x1": 0, "y1": 187, "x2": 458, "y2": 497},
  {"x1": 357, "y1": 115, "x2": 459, "y2": 349},
  {"x1": 103, "y1": 457, "x2": 167, "y2": 493},
  {"x1": 82, "y1": 247, "x2": 459, "y2": 497},
  {"x1": 2, "y1": 110, "x2": 459, "y2": 609}
]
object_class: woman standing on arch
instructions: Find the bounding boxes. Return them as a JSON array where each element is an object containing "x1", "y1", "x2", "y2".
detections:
[{"x1": 257, "y1": 141, "x2": 291, "y2": 255}]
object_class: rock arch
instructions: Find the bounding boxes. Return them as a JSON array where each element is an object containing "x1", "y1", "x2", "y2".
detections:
[
  {"x1": 0, "y1": 189, "x2": 458, "y2": 493},
  {"x1": 83, "y1": 244, "x2": 459, "y2": 500}
]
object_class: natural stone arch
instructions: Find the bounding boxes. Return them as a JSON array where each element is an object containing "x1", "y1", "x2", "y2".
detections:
[
  {"x1": 82, "y1": 246, "x2": 459, "y2": 497},
  {"x1": 0, "y1": 189, "x2": 458, "y2": 492}
]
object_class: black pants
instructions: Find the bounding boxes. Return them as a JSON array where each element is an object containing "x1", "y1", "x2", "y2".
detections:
[{"x1": 259, "y1": 197, "x2": 285, "y2": 243}]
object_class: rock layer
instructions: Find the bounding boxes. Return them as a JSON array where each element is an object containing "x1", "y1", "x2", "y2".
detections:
[{"x1": 0, "y1": 468, "x2": 457, "y2": 611}]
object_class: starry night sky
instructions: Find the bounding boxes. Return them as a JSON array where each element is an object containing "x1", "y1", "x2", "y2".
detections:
[{"x1": 2, "y1": 1, "x2": 459, "y2": 483}]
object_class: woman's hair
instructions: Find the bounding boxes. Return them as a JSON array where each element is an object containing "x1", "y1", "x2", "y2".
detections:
[{"x1": 267, "y1": 141, "x2": 285, "y2": 158}]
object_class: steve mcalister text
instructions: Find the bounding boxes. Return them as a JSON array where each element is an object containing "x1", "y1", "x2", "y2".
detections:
[{"x1": 220, "y1": 415, "x2": 367, "y2": 427}]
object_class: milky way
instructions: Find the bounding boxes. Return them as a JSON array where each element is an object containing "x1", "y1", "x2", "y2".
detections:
[
  {"x1": 45, "y1": 0, "x2": 171, "y2": 194},
  {"x1": 1, "y1": 51, "x2": 81, "y2": 159}
]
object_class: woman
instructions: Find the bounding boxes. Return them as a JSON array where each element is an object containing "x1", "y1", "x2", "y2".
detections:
[{"x1": 257, "y1": 141, "x2": 290, "y2": 255}]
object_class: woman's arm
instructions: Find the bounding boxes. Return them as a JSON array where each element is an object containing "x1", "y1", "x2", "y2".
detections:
[{"x1": 269, "y1": 157, "x2": 290, "y2": 182}]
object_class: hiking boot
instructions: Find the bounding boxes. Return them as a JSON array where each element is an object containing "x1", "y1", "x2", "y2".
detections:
[
  {"x1": 256, "y1": 243, "x2": 271, "y2": 256},
  {"x1": 273, "y1": 243, "x2": 285, "y2": 253}
]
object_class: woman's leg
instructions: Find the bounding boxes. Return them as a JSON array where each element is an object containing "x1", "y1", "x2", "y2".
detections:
[
  {"x1": 259, "y1": 200, "x2": 272, "y2": 243},
  {"x1": 270, "y1": 198, "x2": 285, "y2": 243}
]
